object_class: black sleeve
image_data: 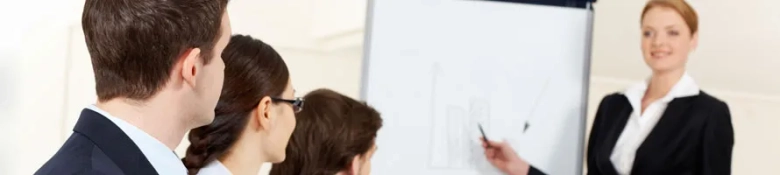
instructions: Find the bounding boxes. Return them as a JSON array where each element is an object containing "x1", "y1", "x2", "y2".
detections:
[
  {"x1": 527, "y1": 95, "x2": 616, "y2": 175},
  {"x1": 586, "y1": 94, "x2": 615, "y2": 175},
  {"x1": 700, "y1": 101, "x2": 735, "y2": 175},
  {"x1": 528, "y1": 165, "x2": 546, "y2": 175}
]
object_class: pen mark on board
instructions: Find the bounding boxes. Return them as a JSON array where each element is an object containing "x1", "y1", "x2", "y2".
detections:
[{"x1": 428, "y1": 62, "x2": 493, "y2": 169}]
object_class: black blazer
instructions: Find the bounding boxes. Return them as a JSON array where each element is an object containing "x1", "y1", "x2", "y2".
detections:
[
  {"x1": 35, "y1": 109, "x2": 158, "y2": 175},
  {"x1": 528, "y1": 166, "x2": 546, "y2": 175},
  {"x1": 586, "y1": 92, "x2": 734, "y2": 175}
]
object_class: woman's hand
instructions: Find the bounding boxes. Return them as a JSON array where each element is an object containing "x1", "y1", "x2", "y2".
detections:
[{"x1": 481, "y1": 137, "x2": 531, "y2": 175}]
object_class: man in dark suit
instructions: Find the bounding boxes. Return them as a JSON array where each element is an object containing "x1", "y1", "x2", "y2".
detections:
[{"x1": 35, "y1": 0, "x2": 232, "y2": 174}]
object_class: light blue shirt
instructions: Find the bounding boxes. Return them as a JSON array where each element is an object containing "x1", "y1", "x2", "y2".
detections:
[
  {"x1": 197, "y1": 160, "x2": 232, "y2": 175},
  {"x1": 87, "y1": 105, "x2": 188, "y2": 175}
]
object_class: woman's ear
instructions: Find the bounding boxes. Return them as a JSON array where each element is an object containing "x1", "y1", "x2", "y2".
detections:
[
  {"x1": 348, "y1": 155, "x2": 362, "y2": 175},
  {"x1": 254, "y1": 96, "x2": 274, "y2": 131},
  {"x1": 689, "y1": 32, "x2": 699, "y2": 51},
  {"x1": 336, "y1": 155, "x2": 363, "y2": 175}
]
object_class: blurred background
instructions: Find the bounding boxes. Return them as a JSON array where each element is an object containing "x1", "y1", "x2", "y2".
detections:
[{"x1": 0, "y1": 0, "x2": 777, "y2": 174}]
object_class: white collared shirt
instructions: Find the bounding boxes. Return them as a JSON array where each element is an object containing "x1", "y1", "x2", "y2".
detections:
[
  {"x1": 87, "y1": 105, "x2": 188, "y2": 175},
  {"x1": 197, "y1": 161, "x2": 233, "y2": 175},
  {"x1": 609, "y1": 73, "x2": 700, "y2": 175}
]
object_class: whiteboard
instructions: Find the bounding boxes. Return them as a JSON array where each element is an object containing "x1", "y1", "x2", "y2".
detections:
[{"x1": 361, "y1": 0, "x2": 593, "y2": 175}]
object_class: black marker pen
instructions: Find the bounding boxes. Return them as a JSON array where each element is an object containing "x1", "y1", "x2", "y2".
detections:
[{"x1": 478, "y1": 123, "x2": 490, "y2": 148}]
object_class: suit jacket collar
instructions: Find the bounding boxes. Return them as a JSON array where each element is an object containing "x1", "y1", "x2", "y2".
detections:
[
  {"x1": 598, "y1": 95, "x2": 632, "y2": 175},
  {"x1": 631, "y1": 95, "x2": 696, "y2": 173},
  {"x1": 596, "y1": 94, "x2": 699, "y2": 175},
  {"x1": 622, "y1": 72, "x2": 700, "y2": 113},
  {"x1": 73, "y1": 109, "x2": 158, "y2": 175}
]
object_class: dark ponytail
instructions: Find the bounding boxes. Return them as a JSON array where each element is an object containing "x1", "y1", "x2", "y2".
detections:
[{"x1": 182, "y1": 34, "x2": 290, "y2": 175}]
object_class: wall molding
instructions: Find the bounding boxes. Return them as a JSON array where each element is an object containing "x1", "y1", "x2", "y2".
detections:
[
  {"x1": 591, "y1": 76, "x2": 780, "y2": 102},
  {"x1": 267, "y1": 29, "x2": 364, "y2": 53}
]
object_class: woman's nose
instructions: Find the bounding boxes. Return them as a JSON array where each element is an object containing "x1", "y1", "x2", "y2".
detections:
[{"x1": 651, "y1": 35, "x2": 665, "y2": 47}]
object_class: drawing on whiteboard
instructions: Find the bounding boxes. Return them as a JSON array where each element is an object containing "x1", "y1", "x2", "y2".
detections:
[
  {"x1": 522, "y1": 77, "x2": 551, "y2": 133},
  {"x1": 430, "y1": 100, "x2": 491, "y2": 169},
  {"x1": 428, "y1": 62, "x2": 492, "y2": 169},
  {"x1": 426, "y1": 60, "x2": 558, "y2": 169}
]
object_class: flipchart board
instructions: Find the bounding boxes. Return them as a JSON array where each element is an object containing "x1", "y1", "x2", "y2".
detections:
[{"x1": 361, "y1": 0, "x2": 595, "y2": 174}]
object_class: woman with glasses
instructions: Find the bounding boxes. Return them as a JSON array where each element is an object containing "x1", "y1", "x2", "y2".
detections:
[{"x1": 181, "y1": 34, "x2": 303, "y2": 175}]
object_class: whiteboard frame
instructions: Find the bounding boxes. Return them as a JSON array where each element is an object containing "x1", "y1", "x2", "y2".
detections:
[
  {"x1": 359, "y1": 1, "x2": 596, "y2": 174},
  {"x1": 359, "y1": 0, "x2": 376, "y2": 101},
  {"x1": 577, "y1": 3, "x2": 595, "y2": 175}
]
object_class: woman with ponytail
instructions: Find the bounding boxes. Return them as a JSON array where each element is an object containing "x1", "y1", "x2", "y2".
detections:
[{"x1": 182, "y1": 34, "x2": 301, "y2": 175}]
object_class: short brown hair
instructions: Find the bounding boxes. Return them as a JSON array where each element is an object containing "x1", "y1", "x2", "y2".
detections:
[
  {"x1": 641, "y1": 0, "x2": 699, "y2": 34},
  {"x1": 82, "y1": 0, "x2": 229, "y2": 101},
  {"x1": 269, "y1": 89, "x2": 383, "y2": 175}
]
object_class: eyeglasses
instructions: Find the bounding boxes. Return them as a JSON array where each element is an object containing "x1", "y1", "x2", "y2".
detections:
[{"x1": 271, "y1": 97, "x2": 304, "y2": 113}]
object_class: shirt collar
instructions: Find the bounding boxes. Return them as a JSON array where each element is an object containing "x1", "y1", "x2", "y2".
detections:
[
  {"x1": 197, "y1": 160, "x2": 233, "y2": 175},
  {"x1": 623, "y1": 72, "x2": 700, "y2": 109},
  {"x1": 86, "y1": 105, "x2": 188, "y2": 175}
]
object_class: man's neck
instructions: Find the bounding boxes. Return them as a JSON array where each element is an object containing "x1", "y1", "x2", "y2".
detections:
[{"x1": 96, "y1": 95, "x2": 188, "y2": 150}]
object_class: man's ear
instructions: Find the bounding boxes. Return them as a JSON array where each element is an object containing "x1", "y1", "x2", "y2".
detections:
[
  {"x1": 180, "y1": 48, "x2": 202, "y2": 87},
  {"x1": 254, "y1": 96, "x2": 274, "y2": 131}
]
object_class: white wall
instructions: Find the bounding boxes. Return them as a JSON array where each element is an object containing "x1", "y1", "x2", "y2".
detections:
[
  {"x1": 1, "y1": 0, "x2": 777, "y2": 174},
  {"x1": 0, "y1": 0, "x2": 84, "y2": 174}
]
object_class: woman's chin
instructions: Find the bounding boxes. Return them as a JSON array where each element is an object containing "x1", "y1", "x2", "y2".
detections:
[
  {"x1": 650, "y1": 65, "x2": 684, "y2": 74},
  {"x1": 270, "y1": 155, "x2": 286, "y2": 163}
]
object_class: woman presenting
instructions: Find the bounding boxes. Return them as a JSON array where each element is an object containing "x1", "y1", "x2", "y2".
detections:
[{"x1": 481, "y1": 0, "x2": 734, "y2": 174}]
